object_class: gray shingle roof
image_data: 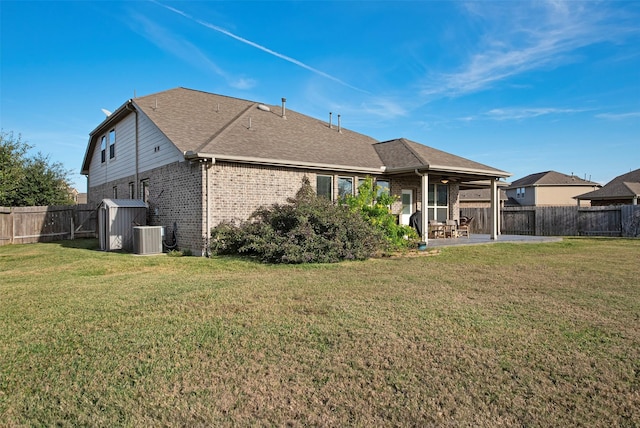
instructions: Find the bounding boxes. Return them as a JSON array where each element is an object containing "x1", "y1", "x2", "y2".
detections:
[
  {"x1": 576, "y1": 168, "x2": 640, "y2": 200},
  {"x1": 82, "y1": 87, "x2": 511, "y2": 178},
  {"x1": 134, "y1": 88, "x2": 384, "y2": 172},
  {"x1": 374, "y1": 138, "x2": 510, "y2": 177},
  {"x1": 509, "y1": 170, "x2": 600, "y2": 188}
]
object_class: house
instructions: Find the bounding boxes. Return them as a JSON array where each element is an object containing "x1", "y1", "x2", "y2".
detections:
[
  {"x1": 575, "y1": 168, "x2": 640, "y2": 206},
  {"x1": 81, "y1": 87, "x2": 510, "y2": 255},
  {"x1": 505, "y1": 171, "x2": 601, "y2": 206},
  {"x1": 459, "y1": 187, "x2": 508, "y2": 208},
  {"x1": 68, "y1": 188, "x2": 87, "y2": 204}
]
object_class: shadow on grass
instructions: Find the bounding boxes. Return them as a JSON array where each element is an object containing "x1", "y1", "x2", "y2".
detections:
[{"x1": 42, "y1": 238, "x2": 101, "y2": 251}]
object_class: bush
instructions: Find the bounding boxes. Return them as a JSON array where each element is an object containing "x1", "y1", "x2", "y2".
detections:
[
  {"x1": 343, "y1": 177, "x2": 418, "y2": 250},
  {"x1": 211, "y1": 178, "x2": 385, "y2": 263}
]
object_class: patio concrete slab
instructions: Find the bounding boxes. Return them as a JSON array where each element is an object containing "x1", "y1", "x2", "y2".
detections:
[{"x1": 424, "y1": 234, "x2": 563, "y2": 248}]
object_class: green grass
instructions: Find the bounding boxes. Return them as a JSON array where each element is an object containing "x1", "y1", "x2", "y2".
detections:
[{"x1": 1, "y1": 238, "x2": 639, "y2": 426}]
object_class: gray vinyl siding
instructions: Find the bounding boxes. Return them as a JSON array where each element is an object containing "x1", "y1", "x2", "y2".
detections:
[
  {"x1": 137, "y1": 110, "x2": 184, "y2": 173},
  {"x1": 88, "y1": 113, "x2": 136, "y2": 186},
  {"x1": 87, "y1": 110, "x2": 184, "y2": 187}
]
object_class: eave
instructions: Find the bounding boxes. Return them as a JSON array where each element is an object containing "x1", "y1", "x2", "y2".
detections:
[
  {"x1": 384, "y1": 164, "x2": 511, "y2": 179},
  {"x1": 81, "y1": 100, "x2": 135, "y2": 175},
  {"x1": 184, "y1": 151, "x2": 386, "y2": 175}
]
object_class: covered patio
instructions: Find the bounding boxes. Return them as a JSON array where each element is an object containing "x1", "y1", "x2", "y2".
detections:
[{"x1": 374, "y1": 138, "x2": 512, "y2": 245}]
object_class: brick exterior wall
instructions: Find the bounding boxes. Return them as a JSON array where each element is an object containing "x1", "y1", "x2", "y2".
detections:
[
  {"x1": 143, "y1": 161, "x2": 205, "y2": 256},
  {"x1": 449, "y1": 182, "x2": 460, "y2": 220},
  {"x1": 89, "y1": 161, "x2": 467, "y2": 256},
  {"x1": 88, "y1": 161, "x2": 206, "y2": 256},
  {"x1": 207, "y1": 162, "x2": 311, "y2": 225}
]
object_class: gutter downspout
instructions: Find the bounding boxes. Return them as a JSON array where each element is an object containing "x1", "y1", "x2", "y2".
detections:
[
  {"x1": 203, "y1": 158, "x2": 214, "y2": 257},
  {"x1": 125, "y1": 102, "x2": 139, "y2": 198},
  {"x1": 490, "y1": 178, "x2": 499, "y2": 240},
  {"x1": 415, "y1": 169, "x2": 429, "y2": 245}
]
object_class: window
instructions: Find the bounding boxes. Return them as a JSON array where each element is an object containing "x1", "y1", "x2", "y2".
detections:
[
  {"x1": 100, "y1": 136, "x2": 106, "y2": 163},
  {"x1": 516, "y1": 187, "x2": 526, "y2": 199},
  {"x1": 338, "y1": 177, "x2": 353, "y2": 199},
  {"x1": 316, "y1": 175, "x2": 333, "y2": 200},
  {"x1": 109, "y1": 129, "x2": 116, "y2": 159},
  {"x1": 129, "y1": 182, "x2": 135, "y2": 199},
  {"x1": 401, "y1": 190, "x2": 412, "y2": 216},
  {"x1": 427, "y1": 183, "x2": 448, "y2": 222},
  {"x1": 376, "y1": 179, "x2": 390, "y2": 197},
  {"x1": 112, "y1": 186, "x2": 117, "y2": 199},
  {"x1": 141, "y1": 179, "x2": 149, "y2": 203}
]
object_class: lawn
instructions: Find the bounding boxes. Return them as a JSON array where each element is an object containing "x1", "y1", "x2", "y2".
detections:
[{"x1": 1, "y1": 238, "x2": 638, "y2": 426}]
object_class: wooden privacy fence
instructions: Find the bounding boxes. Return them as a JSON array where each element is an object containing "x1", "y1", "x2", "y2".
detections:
[
  {"x1": 0, "y1": 204, "x2": 96, "y2": 246},
  {"x1": 461, "y1": 205, "x2": 640, "y2": 238}
]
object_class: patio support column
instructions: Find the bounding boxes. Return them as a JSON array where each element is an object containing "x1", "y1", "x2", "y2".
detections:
[
  {"x1": 421, "y1": 173, "x2": 429, "y2": 243},
  {"x1": 490, "y1": 178, "x2": 499, "y2": 240}
]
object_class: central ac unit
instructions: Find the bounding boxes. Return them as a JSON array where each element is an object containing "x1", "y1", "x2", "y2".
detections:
[{"x1": 133, "y1": 226, "x2": 164, "y2": 255}]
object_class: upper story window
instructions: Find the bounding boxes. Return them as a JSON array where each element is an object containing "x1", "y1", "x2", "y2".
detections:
[
  {"x1": 100, "y1": 136, "x2": 106, "y2": 163},
  {"x1": 109, "y1": 129, "x2": 116, "y2": 159},
  {"x1": 516, "y1": 187, "x2": 526, "y2": 199},
  {"x1": 316, "y1": 175, "x2": 333, "y2": 200}
]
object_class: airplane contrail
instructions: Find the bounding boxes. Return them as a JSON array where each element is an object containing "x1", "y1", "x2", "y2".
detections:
[{"x1": 154, "y1": 1, "x2": 369, "y2": 94}]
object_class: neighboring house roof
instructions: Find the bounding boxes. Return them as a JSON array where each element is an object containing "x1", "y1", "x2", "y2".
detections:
[
  {"x1": 82, "y1": 87, "x2": 511, "y2": 179},
  {"x1": 576, "y1": 168, "x2": 640, "y2": 201},
  {"x1": 459, "y1": 188, "x2": 508, "y2": 202},
  {"x1": 508, "y1": 170, "x2": 600, "y2": 188}
]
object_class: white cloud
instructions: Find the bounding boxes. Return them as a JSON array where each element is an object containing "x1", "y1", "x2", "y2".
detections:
[
  {"x1": 154, "y1": 1, "x2": 368, "y2": 94},
  {"x1": 421, "y1": 1, "x2": 638, "y2": 99},
  {"x1": 595, "y1": 112, "x2": 640, "y2": 120},
  {"x1": 486, "y1": 107, "x2": 585, "y2": 121},
  {"x1": 128, "y1": 12, "x2": 256, "y2": 90}
]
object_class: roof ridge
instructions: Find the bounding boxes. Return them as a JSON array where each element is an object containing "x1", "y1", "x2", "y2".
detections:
[
  {"x1": 400, "y1": 138, "x2": 430, "y2": 167},
  {"x1": 379, "y1": 138, "x2": 427, "y2": 167},
  {"x1": 195, "y1": 102, "x2": 257, "y2": 152}
]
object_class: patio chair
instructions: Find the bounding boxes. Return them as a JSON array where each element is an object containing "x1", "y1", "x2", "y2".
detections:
[
  {"x1": 458, "y1": 216, "x2": 473, "y2": 238},
  {"x1": 429, "y1": 220, "x2": 445, "y2": 239},
  {"x1": 445, "y1": 219, "x2": 458, "y2": 238}
]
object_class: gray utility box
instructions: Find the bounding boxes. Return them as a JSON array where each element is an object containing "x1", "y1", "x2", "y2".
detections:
[{"x1": 133, "y1": 226, "x2": 164, "y2": 255}]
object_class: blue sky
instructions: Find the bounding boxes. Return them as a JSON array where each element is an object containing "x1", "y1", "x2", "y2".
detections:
[{"x1": 1, "y1": 0, "x2": 639, "y2": 192}]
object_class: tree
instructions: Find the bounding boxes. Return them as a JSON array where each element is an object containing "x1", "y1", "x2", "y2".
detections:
[{"x1": 0, "y1": 131, "x2": 74, "y2": 206}]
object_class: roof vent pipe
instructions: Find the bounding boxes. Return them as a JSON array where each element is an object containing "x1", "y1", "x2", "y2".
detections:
[
  {"x1": 329, "y1": 112, "x2": 333, "y2": 129},
  {"x1": 281, "y1": 98, "x2": 286, "y2": 119},
  {"x1": 338, "y1": 114, "x2": 341, "y2": 133},
  {"x1": 248, "y1": 117, "x2": 252, "y2": 129}
]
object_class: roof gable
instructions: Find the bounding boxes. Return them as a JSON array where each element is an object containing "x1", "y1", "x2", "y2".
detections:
[
  {"x1": 374, "y1": 138, "x2": 510, "y2": 178},
  {"x1": 510, "y1": 170, "x2": 600, "y2": 187},
  {"x1": 577, "y1": 168, "x2": 640, "y2": 200}
]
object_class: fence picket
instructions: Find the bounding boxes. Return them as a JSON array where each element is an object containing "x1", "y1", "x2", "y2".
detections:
[
  {"x1": 463, "y1": 205, "x2": 639, "y2": 237},
  {"x1": 0, "y1": 205, "x2": 96, "y2": 246}
]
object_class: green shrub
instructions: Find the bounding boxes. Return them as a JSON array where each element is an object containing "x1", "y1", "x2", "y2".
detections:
[
  {"x1": 210, "y1": 177, "x2": 384, "y2": 263},
  {"x1": 343, "y1": 177, "x2": 418, "y2": 249}
]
